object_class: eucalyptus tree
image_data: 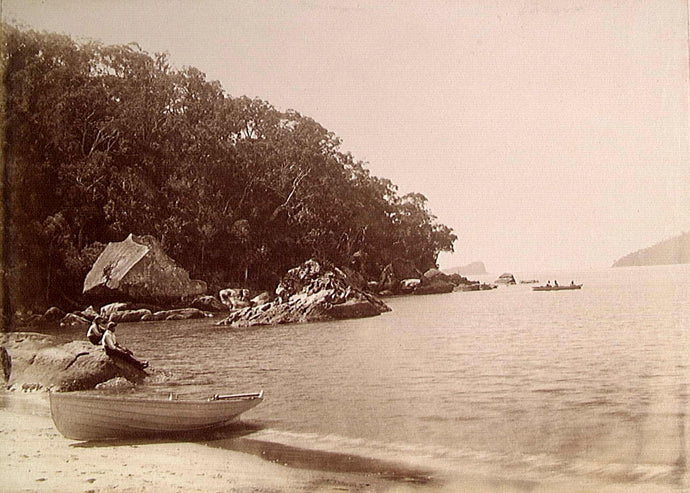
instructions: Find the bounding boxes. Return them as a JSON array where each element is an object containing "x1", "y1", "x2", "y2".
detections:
[{"x1": 3, "y1": 24, "x2": 457, "y2": 311}]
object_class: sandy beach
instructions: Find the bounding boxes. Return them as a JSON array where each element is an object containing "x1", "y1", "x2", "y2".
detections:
[
  {"x1": 0, "y1": 392, "x2": 442, "y2": 493},
  {"x1": 2, "y1": 391, "x2": 683, "y2": 493}
]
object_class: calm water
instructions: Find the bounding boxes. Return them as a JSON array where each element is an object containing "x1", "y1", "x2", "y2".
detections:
[{"x1": 54, "y1": 265, "x2": 689, "y2": 490}]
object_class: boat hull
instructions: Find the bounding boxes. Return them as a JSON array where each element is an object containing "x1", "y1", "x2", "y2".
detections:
[
  {"x1": 532, "y1": 284, "x2": 582, "y2": 291},
  {"x1": 50, "y1": 391, "x2": 263, "y2": 440}
]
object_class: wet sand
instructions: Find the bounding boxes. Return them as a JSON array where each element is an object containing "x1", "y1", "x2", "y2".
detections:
[
  {"x1": 2, "y1": 392, "x2": 682, "y2": 493},
  {"x1": 0, "y1": 392, "x2": 439, "y2": 493}
]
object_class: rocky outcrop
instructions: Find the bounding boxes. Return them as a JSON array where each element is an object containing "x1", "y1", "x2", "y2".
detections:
[
  {"x1": 379, "y1": 259, "x2": 423, "y2": 294},
  {"x1": 100, "y1": 302, "x2": 133, "y2": 319},
  {"x1": 446, "y1": 273, "x2": 496, "y2": 291},
  {"x1": 41, "y1": 306, "x2": 67, "y2": 322},
  {"x1": 191, "y1": 295, "x2": 226, "y2": 312},
  {"x1": 412, "y1": 269, "x2": 455, "y2": 295},
  {"x1": 1, "y1": 332, "x2": 148, "y2": 391},
  {"x1": 152, "y1": 308, "x2": 206, "y2": 321},
  {"x1": 217, "y1": 259, "x2": 390, "y2": 327},
  {"x1": 59, "y1": 313, "x2": 92, "y2": 330},
  {"x1": 83, "y1": 233, "x2": 207, "y2": 301},
  {"x1": 19, "y1": 298, "x2": 214, "y2": 332},
  {"x1": 95, "y1": 377, "x2": 136, "y2": 391},
  {"x1": 495, "y1": 273, "x2": 516, "y2": 285},
  {"x1": 250, "y1": 291, "x2": 272, "y2": 306},
  {"x1": 110, "y1": 309, "x2": 154, "y2": 323},
  {"x1": 219, "y1": 288, "x2": 252, "y2": 310}
]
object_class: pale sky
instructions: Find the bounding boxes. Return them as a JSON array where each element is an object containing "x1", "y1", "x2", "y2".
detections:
[{"x1": 3, "y1": 0, "x2": 689, "y2": 273}]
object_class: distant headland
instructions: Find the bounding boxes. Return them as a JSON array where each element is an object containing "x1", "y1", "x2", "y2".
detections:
[
  {"x1": 612, "y1": 231, "x2": 690, "y2": 267},
  {"x1": 443, "y1": 261, "x2": 488, "y2": 276}
]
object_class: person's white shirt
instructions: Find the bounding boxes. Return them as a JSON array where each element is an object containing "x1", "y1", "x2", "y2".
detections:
[{"x1": 101, "y1": 330, "x2": 118, "y2": 350}]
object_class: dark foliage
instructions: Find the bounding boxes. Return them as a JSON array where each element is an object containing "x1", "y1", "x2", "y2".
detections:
[{"x1": 2, "y1": 25, "x2": 457, "y2": 312}]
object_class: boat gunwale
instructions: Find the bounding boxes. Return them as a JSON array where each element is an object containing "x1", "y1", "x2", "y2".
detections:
[{"x1": 49, "y1": 390, "x2": 263, "y2": 407}]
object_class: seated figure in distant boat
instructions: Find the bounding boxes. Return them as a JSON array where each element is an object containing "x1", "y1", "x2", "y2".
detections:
[
  {"x1": 101, "y1": 323, "x2": 148, "y2": 371},
  {"x1": 554, "y1": 280, "x2": 559, "y2": 287},
  {"x1": 546, "y1": 280, "x2": 551, "y2": 287}
]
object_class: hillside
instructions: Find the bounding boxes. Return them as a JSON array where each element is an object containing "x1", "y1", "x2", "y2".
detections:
[
  {"x1": 612, "y1": 232, "x2": 690, "y2": 267},
  {"x1": 2, "y1": 25, "x2": 457, "y2": 311}
]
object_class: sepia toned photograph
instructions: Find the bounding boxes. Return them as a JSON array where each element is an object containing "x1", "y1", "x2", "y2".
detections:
[{"x1": 1, "y1": 1, "x2": 688, "y2": 492}]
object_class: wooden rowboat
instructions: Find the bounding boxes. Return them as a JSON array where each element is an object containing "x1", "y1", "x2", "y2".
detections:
[
  {"x1": 49, "y1": 390, "x2": 263, "y2": 440},
  {"x1": 532, "y1": 284, "x2": 582, "y2": 291}
]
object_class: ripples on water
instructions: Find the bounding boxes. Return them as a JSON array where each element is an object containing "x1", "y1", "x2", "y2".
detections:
[{"x1": 55, "y1": 265, "x2": 689, "y2": 490}]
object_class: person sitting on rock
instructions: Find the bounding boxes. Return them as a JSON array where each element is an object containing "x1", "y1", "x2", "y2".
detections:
[
  {"x1": 86, "y1": 316, "x2": 108, "y2": 345},
  {"x1": 101, "y1": 323, "x2": 149, "y2": 371}
]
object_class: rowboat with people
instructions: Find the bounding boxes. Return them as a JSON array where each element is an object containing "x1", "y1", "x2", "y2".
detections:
[
  {"x1": 50, "y1": 390, "x2": 263, "y2": 440},
  {"x1": 532, "y1": 282, "x2": 582, "y2": 291}
]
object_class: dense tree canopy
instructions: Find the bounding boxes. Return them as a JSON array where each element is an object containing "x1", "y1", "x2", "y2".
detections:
[{"x1": 2, "y1": 25, "x2": 457, "y2": 311}]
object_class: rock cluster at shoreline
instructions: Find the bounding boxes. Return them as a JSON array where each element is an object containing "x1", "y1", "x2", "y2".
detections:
[
  {"x1": 218, "y1": 259, "x2": 391, "y2": 327},
  {"x1": 372, "y1": 259, "x2": 495, "y2": 295},
  {"x1": 9, "y1": 253, "x2": 497, "y2": 336}
]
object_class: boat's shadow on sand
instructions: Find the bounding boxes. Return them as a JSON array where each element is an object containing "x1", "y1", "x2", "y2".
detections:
[
  {"x1": 70, "y1": 420, "x2": 435, "y2": 486},
  {"x1": 68, "y1": 419, "x2": 265, "y2": 447}
]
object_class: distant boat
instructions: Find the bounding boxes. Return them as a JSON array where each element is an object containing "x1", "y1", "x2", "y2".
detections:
[
  {"x1": 50, "y1": 390, "x2": 263, "y2": 440},
  {"x1": 532, "y1": 284, "x2": 582, "y2": 291}
]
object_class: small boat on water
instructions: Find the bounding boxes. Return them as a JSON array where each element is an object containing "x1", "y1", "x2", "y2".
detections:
[
  {"x1": 532, "y1": 284, "x2": 582, "y2": 291},
  {"x1": 50, "y1": 390, "x2": 263, "y2": 440}
]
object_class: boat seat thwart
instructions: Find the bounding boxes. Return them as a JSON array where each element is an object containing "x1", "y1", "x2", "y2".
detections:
[
  {"x1": 49, "y1": 390, "x2": 263, "y2": 441},
  {"x1": 209, "y1": 390, "x2": 263, "y2": 401}
]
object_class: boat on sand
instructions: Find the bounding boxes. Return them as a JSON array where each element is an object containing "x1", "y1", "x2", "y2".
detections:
[
  {"x1": 50, "y1": 390, "x2": 263, "y2": 440},
  {"x1": 532, "y1": 284, "x2": 582, "y2": 291}
]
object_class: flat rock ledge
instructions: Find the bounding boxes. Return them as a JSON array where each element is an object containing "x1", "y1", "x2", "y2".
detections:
[
  {"x1": 1, "y1": 332, "x2": 148, "y2": 392},
  {"x1": 217, "y1": 259, "x2": 390, "y2": 327}
]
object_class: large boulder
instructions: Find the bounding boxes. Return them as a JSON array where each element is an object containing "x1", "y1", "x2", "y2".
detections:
[
  {"x1": 59, "y1": 313, "x2": 91, "y2": 330},
  {"x1": 191, "y1": 295, "x2": 226, "y2": 312},
  {"x1": 83, "y1": 234, "x2": 207, "y2": 301},
  {"x1": 250, "y1": 291, "x2": 273, "y2": 306},
  {"x1": 400, "y1": 278, "x2": 422, "y2": 293},
  {"x1": 413, "y1": 279, "x2": 455, "y2": 295},
  {"x1": 41, "y1": 306, "x2": 66, "y2": 323},
  {"x1": 109, "y1": 309, "x2": 153, "y2": 323},
  {"x1": 217, "y1": 259, "x2": 390, "y2": 327},
  {"x1": 379, "y1": 259, "x2": 423, "y2": 294},
  {"x1": 0, "y1": 332, "x2": 148, "y2": 391},
  {"x1": 495, "y1": 273, "x2": 517, "y2": 285},
  {"x1": 219, "y1": 288, "x2": 252, "y2": 310},
  {"x1": 100, "y1": 302, "x2": 132, "y2": 319},
  {"x1": 412, "y1": 268, "x2": 455, "y2": 295}
]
